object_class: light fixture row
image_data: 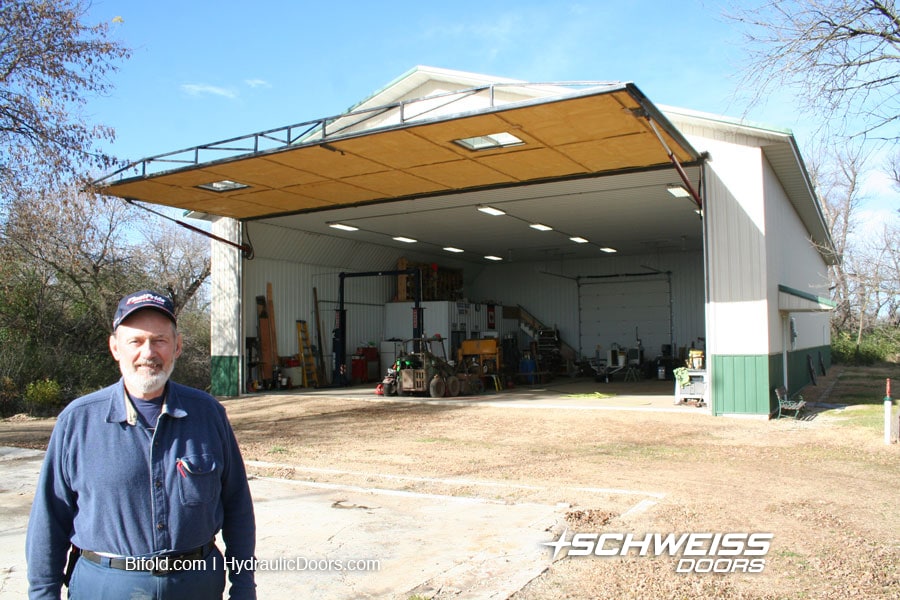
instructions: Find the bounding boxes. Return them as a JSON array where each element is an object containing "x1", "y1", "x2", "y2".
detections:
[
  {"x1": 326, "y1": 222, "x2": 509, "y2": 261},
  {"x1": 476, "y1": 205, "x2": 617, "y2": 254},
  {"x1": 369, "y1": 185, "x2": 701, "y2": 254},
  {"x1": 327, "y1": 202, "x2": 620, "y2": 260}
]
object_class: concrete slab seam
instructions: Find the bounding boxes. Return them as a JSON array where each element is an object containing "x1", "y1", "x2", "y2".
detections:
[{"x1": 246, "y1": 460, "x2": 666, "y2": 500}]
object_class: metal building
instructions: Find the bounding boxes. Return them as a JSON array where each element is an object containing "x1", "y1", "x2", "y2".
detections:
[{"x1": 97, "y1": 66, "x2": 837, "y2": 417}]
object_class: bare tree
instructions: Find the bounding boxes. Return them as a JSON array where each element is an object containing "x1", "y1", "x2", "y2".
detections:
[
  {"x1": 1, "y1": 189, "x2": 141, "y2": 328},
  {"x1": 730, "y1": 1, "x2": 900, "y2": 362},
  {"x1": 883, "y1": 222, "x2": 900, "y2": 327},
  {"x1": 131, "y1": 211, "x2": 213, "y2": 315},
  {"x1": 890, "y1": 154, "x2": 900, "y2": 188},
  {"x1": 0, "y1": 189, "x2": 213, "y2": 401},
  {"x1": 0, "y1": 0, "x2": 130, "y2": 198},
  {"x1": 730, "y1": 0, "x2": 900, "y2": 141},
  {"x1": 806, "y1": 144, "x2": 869, "y2": 328}
]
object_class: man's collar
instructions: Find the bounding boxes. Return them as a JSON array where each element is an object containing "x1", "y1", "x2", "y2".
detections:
[{"x1": 106, "y1": 380, "x2": 188, "y2": 424}]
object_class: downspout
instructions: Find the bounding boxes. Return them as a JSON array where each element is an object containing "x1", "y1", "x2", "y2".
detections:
[
  {"x1": 782, "y1": 313, "x2": 790, "y2": 395},
  {"x1": 239, "y1": 221, "x2": 245, "y2": 394}
]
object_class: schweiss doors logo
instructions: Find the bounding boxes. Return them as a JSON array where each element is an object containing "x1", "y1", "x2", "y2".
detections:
[{"x1": 543, "y1": 530, "x2": 773, "y2": 573}]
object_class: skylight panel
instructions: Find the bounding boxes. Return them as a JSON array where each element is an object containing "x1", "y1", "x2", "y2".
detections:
[{"x1": 453, "y1": 132, "x2": 524, "y2": 151}]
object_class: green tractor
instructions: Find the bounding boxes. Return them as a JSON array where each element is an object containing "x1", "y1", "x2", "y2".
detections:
[{"x1": 380, "y1": 337, "x2": 483, "y2": 397}]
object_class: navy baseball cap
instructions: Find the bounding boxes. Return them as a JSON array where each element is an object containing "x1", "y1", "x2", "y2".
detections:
[{"x1": 113, "y1": 290, "x2": 177, "y2": 330}]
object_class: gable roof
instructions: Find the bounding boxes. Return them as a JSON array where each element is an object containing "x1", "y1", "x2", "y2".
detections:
[{"x1": 662, "y1": 105, "x2": 837, "y2": 265}]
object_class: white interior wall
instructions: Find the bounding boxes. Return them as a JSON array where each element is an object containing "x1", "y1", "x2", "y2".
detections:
[
  {"x1": 241, "y1": 221, "x2": 473, "y2": 371},
  {"x1": 384, "y1": 301, "x2": 498, "y2": 341},
  {"x1": 242, "y1": 256, "x2": 394, "y2": 379},
  {"x1": 467, "y1": 251, "x2": 704, "y2": 359}
]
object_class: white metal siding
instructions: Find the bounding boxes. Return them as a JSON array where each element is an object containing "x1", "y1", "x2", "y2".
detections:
[
  {"x1": 763, "y1": 157, "x2": 832, "y2": 352},
  {"x1": 211, "y1": 217, "x2": 242, "y2": 357},
  {"x1": 699, "y1": 141, "x2": 770, "y2": 355},
  {"x1": 470, "y1": 262, "x2": 580, "y2": 350}
]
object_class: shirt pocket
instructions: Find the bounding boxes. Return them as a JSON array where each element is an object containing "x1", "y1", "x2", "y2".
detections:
[{"x1": 177, "y1": 454, "x2": 220, "y2": 506}]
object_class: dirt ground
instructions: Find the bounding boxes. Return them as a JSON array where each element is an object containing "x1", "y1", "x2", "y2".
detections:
[{"x1": 2, "y1": 364, "x2": 898, "y2": 599}]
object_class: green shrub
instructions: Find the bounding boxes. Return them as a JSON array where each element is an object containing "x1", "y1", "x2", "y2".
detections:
[
  {"x1": 24, "y1": 378, "x2": 63, "y2": 416},
  {"x1": 832, "y1": 328, "x2": 900, "y2": 365}
]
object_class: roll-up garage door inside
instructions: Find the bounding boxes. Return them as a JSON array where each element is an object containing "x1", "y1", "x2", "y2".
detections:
[{"x1": 579, "y1": 275, "x2": 672, "y2": 361}]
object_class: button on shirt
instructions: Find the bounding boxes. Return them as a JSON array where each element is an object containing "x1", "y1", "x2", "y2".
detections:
[{"x1": 26, "y1": 379, "x2": 256, "y2": 599}]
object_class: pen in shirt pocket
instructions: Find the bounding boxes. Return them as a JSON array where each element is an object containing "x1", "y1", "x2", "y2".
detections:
[{"x1": 176, "y1": 458, "x2": 187, "y2": 478}]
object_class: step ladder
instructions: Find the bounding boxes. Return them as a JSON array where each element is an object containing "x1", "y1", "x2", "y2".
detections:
[{"x1": 296, "y1": 320, "x2": 319, "y2": 388}]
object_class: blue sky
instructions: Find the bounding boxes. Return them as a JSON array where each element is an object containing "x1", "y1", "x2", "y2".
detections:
[{"x1": 85, "y1": 0, "x2": 897, "y2": 228}]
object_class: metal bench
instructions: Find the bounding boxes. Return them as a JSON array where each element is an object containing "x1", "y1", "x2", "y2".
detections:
[{"x1": 775, "y1": 386, "x2": 806, "y2": 419}]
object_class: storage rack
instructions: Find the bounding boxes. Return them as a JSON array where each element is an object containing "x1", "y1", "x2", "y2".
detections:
[{"x1": 396, "y1": 258, "x2": 464, "y2": 301}]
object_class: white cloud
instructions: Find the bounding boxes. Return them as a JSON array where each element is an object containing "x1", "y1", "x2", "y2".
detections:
[
  {"x1": 244, "y1": 79, "x2": 271, "y2": 89},
  {"x1": 854, "y1": 204, "x2": 898, "y2": 228},
  {"x1": 861, "y1": 169, "x2": 899, "y2": 198},
  {"x1": 180, "y1": 83, "x2": 238, "y2": 99}
]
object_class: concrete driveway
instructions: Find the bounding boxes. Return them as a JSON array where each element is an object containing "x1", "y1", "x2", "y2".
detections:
[
  {"x1": 0, "y1": 380, "x2": 678, "y2": 599},
  {"x1": 0, "y1": 446, "x2": 580, "y2": 599}
]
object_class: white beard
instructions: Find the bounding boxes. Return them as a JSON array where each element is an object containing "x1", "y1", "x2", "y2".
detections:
[{"x1": 124, "y1": 359, "x2": 176, "y2": 397}]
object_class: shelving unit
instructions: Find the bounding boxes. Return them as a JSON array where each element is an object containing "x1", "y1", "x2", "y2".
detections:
[
  {"x1": 396, "y1": 258, "x2": 464, "y2": 301},
  {"x1": 535, "y1": 329, "x2": 564, "y2": 375}
]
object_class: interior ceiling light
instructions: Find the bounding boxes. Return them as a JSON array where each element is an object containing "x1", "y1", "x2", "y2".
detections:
[
  {"x1": 667, "y1": 184, "x2": 691, "y2": 198},
  {"x1": 196, "y1": 179, "x2": 250, "y2": 193},
  {"x1": 453, "y1": 132, "x2": 524, "y2": 151},
  {"x1": 530, "y1": 223, "x2": 553, "y2": 231},
  {"x1": 477, "y1": 205, "x2": 506, "y2": 216},
  {"x1": 392, "y1": 236, "x2": 417, "y2": 243},
  {"x1": 570, "y1": 236, "x2": 589, "y2": 244},
  {"x1": 600, "y1": 247, "x2": 617, "y2": 253},
  {"x1": 328, "y1": 222, "x2": 359, "y2": 231},
  {"x1": 443, "y1": 246, "x2": 464, "y2": 253},
  {"x1": 484, "y1": 255, "x2": 503, "y2": 261}
]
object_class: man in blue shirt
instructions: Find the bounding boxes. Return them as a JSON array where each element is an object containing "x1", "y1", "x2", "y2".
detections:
[{"x1": 26, "y1": 290, "x2": 256, "y2": 599}]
